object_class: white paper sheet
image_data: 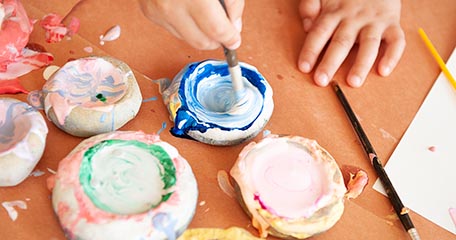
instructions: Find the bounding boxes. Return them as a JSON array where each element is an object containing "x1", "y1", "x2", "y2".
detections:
[{"x1": 373, "y1": 48, "x2": 456, "y2": 235}]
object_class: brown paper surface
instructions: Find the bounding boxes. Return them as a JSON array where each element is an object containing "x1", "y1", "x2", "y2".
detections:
[{"x1": 1, "y1": 0, "x2": 455, "y2": 239}]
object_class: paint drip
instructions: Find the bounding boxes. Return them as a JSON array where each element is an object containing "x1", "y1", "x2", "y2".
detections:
[{"x1": 99, "y1": 25, "x2": 121, "y2": 45}]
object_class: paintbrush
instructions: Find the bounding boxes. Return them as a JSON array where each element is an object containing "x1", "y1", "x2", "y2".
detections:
[
  {"x1": 219, "y1": 0, "x2": 244, "y2": 97},
  {"x1": 331, "y1": 81, "x2": 421, "y2": 240}
]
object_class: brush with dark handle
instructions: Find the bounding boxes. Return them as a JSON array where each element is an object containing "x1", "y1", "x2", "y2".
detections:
[{"x1": 219, "y1": 0, "x2": 244, "y2": 94}]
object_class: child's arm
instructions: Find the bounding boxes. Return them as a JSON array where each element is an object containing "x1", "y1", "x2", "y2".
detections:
[
  {"x1": 138, "y1": 0, "x2": 244, "y2": 50},
  {"x1": 298, "y1": 0, "x2": 406, "y2": 87}
]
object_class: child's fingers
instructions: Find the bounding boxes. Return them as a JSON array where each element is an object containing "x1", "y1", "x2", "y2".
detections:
[
  {"x1": 312, "y1": 21, "x2": 360, "y2": 87},
  {"x1": 298, "y1": 14, "x2": 339, "y2": 74},
  {"x1": 224, "y1": 0, "x2": 245, "y2": 32},
  {"x1": 191, "y1": 1, "x2": 241, "y2": 50},
  {"x1": 378, "y1": 26, "x2": 406, "y2": 77},
  {"x1": 299, "y1": 0, "x2": 321, "y2": 32},
  {"x1": 346, "y1": 26, "x2": 382, "y2": 87},
  {"x1": 170, "y1": 9, "x2": 221, "y2": 50}
]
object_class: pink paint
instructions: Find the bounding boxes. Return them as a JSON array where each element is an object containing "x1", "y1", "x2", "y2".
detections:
[
  {"x1": 233, "y1": 136, "x2": 347, "y2": 219},
  {"x1": 53, "y1": 131, "x2": 186, "y2": 232},
  {"x1": 450, "y1": 208, "x2": 456, "y2": 227},
  {"x1": 43, "y1": 57, "x2": 127, "y2": 125},
  {"x1": 39, "y1": 13, "x2": 80, "y2": 43},
  {"x1": 428, "y1": 146, "x2": 436, "y2": 152},
  {"x1": 0, "y1": 0, "x2": 53, "y2": 84},
  {"x1": 345, "y1": 170, "x2": 368, "y2": 199},
  {"x1": 0, "y1": 78, "x2": 28, "y2": 94}
]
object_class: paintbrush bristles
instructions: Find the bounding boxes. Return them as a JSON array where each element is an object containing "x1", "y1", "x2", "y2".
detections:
[{"x1": 229, "y1": 64, "x2": 243, "y2": 92}]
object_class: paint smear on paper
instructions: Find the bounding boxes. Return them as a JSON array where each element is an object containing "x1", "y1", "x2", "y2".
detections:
[
  {"x1": 2, "y1": 201, "x2": 27, "y2": 221},
  {"x1": 428, "y1": 146, "x2": 437, "y2": 152},
  {"x1": 450, "y1": 208, "x2": 456, "y2": 228},
  {"x1": 99, "y1": 25, "x2": 121, "y2": 45}
]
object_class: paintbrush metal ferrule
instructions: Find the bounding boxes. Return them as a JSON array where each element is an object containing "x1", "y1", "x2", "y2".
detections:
[{"x1": 331, "y1": 81, "x2": 421, "y2": 240}]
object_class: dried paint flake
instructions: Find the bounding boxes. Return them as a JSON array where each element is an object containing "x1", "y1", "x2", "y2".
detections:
[
  {"x1": 345, "y1": 170, "x2": 369, "y2": 199},
  {"x1": 2, "y1": 200, "x2": 27, "y2": 221},
  {"x1": 400, "y1": 207, "x2": 410, "y2": 215},
  {"x1": 99, "y1": 25, "x2": 121, "y2": 45},
  {"x1": 43, "y1": 65, "x2": 60, "y2": 80},
  {"x1": 40, "y1": 14, "x2": 80, "y2": 43},
  {"x1": 29, "y1": 169, "x2": 45, "y2": 177},
  {"x1": 217, "y1": 170, "x2": 236, "y2": 198}
]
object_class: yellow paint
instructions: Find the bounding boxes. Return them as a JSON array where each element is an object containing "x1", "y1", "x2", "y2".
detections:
[{"x1": 178, "y1": 227, "x2": 262, "y2": 240}]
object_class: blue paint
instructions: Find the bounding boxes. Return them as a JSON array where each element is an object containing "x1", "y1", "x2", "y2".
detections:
[
  {"x1": 169, "y1": 60, "x2": 268, "y2": 139},
  {"x1": 142, "y1": 96, "x2": 158, "y2": 102},
  {"x1": 151, "y1": 212, "x2": 177, "y2": 240},
  {"x1": 157, "y1": 121, "x2": 167, "y2": 135},
  {"x1": 0, "y1": 101, "x2": 36, "y2": 144}
]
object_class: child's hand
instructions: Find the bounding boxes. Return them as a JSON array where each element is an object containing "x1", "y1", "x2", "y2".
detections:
[
  {"x1": 139, "y1": 0, "x2": 244, "y2": 50},
  {"x1": 298, "y1": 0, "x2": 406, "y2": 87}
]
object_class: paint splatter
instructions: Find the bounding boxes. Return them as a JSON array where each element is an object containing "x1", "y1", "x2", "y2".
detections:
[
  {"x1": 379, "y1": 128, "x2": 397, "y2": 142},
  {"x1": 142, "y1": 96, "x2": 158, "y2": 102},
  {"x1": 157, "y1": 122, "x2": 167, "y2": 135},
  {"x1": 29, "y1": 169, "x2": 45, "y2": 177},
  {"x1": 262, "y1": 129, "x2": 271, "y2": 137},
  {"x1": 99, "y1": 25, "x2": 121, "y2": 45},
  {"x1": 449, "y1": 208, "x2": 456, "y2": 228},
  {"x1": 199, "y1": 201, "x2": 206, "y2": 206},
  {"x1": 276, "y1": 74, "x2": 284, "y2": 80},
  {"x1": 83, "y1": 46, "x2": 93, "y2": 53},
  {"x1": 428, "y1": 146, "x2": 437, "y2": 152},
  {"x1": 96, "y1": 93, "x2": 107, "y2": 102},
  {"x1": 2, "y1": 200, "x2": 27, "y2": 221},
  {"x1": 40, "y1": 14, "x2": 80, "y2": 43}
]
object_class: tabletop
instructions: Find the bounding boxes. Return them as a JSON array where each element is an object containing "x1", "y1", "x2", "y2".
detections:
[{"x1": 1, "y1": 0, "x2": 456, "y2": 239}]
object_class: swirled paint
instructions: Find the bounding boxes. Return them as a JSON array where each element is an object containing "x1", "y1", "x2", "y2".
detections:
[
  {"x1": 230, "y1": 135, "x2": 347, "y2": 239},
  {"x1": 0, "y1": 98, "x2": 47, "y2": 160},
  {"x1": 0, "y1": 98, "x2": 48, "y2": 186},
  {"x1": 161, "y1": 60, "x2": 273, "y2": 145},
  {"x1": 79, "y1": 139, "x2": 176, "y2": 215},
  {"x1": 51, "y1": 131, "x2": 198, "y2": 240},
  {"x1": 42, "y1": 57, "x2": 127, "y2": 126}
]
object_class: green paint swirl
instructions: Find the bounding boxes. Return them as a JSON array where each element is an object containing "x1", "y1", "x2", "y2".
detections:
[{"x1": 79, "y1": 139, "x2": 176, "y2": 214}]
